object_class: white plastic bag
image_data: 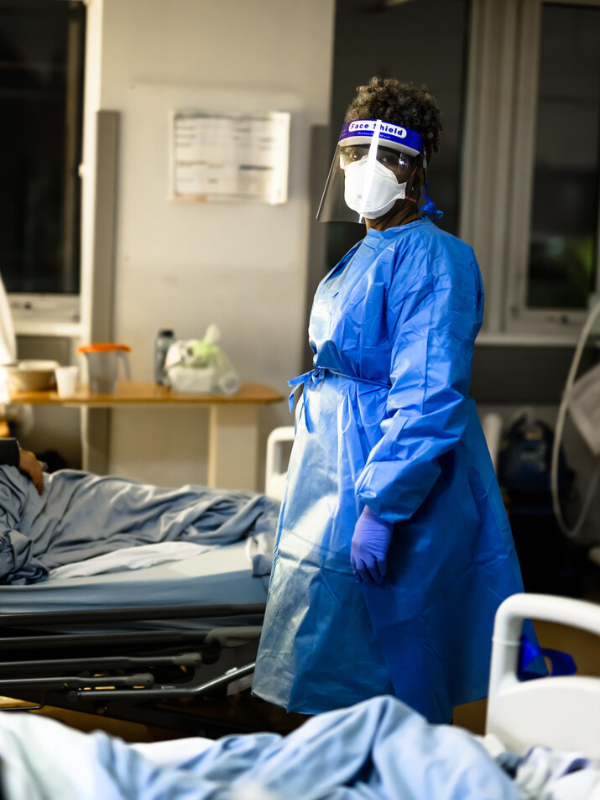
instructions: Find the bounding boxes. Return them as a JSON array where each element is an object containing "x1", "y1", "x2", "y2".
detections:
[{"x1": 164, "y1": 325, "x2": 241, "y2": 395}]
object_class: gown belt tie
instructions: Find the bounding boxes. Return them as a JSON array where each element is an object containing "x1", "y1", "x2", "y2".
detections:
[{"x1": 288, "y1": 368, "x2": 390, "y2": 433}]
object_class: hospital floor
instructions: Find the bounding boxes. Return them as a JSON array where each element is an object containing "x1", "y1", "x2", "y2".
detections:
[{"x1": 2, "y1": 576, "x2": 599, "y2": 742}]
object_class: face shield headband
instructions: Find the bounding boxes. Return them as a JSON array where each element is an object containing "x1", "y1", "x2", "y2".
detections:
[{"x1": 316, "y1": 119, "x2": 442, "y2": 223}]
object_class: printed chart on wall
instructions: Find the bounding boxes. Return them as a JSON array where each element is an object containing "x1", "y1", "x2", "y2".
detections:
[{"x1": 170, "y1": 111, "x2": 290, "y2": 204}]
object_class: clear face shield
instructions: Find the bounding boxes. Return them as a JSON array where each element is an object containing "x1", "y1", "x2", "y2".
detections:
[{"x1": 317, "y1": 119, "x2": 425, "y2": 224}]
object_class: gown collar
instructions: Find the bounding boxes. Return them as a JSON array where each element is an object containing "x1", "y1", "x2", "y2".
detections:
[{"x1": 364, "y1": 217, "x2": 431, "y2": 240}]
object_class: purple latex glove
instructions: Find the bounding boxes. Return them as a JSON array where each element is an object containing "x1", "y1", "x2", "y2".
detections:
[{"x1": 351, "y1": 506, "x2": 394, "y2": 586}]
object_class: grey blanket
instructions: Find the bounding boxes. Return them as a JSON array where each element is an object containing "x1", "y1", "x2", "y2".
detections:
[{"x1": 0, "y1": 467, "x2": 279, "y2": 585}]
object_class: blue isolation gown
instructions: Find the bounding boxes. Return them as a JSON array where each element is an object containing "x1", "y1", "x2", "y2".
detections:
[{"x1": 253, "y1": 218, "x2": 526, "y2": 723}]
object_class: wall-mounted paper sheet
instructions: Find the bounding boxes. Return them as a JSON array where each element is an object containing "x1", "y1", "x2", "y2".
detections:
[{"x1": 170, "y1": 111, "x2": 290, "y2": 204}]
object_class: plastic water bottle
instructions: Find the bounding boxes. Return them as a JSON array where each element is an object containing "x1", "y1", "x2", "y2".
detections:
[{"x1": 154, "y1": 329, "x2": 175, "y2": 385}]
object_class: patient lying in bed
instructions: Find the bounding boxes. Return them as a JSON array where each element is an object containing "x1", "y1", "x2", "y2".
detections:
[
  {"x1": 0, "y1": 464, "x2": 279, "y2": 585},
  {"x1": 0, "y1": 695, "x2": 597, "y2": 800}
]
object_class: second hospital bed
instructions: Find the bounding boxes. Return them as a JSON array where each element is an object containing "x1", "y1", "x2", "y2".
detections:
[
  {"x1": 0, "y1": 443, "x2": 288, "y2": 734},
  {"x1": 0, "y1": 538, "x2": 270, "y2": 735}
]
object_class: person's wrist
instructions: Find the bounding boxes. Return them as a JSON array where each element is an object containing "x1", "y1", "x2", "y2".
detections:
[{"x1": 361, "y1": 505, "x2": 393, "y2": 528}]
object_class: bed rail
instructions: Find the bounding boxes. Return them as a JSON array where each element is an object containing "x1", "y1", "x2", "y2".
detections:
[
  {"x1": 0, "y1": 629, "x2": 215, "y2": 651},
  {"x1": 0, "y1": 603, "x2": 266, "y2": 628},
  {"x1": 68, "y1": 661, "x2": 257, "y2": 702},
  {"x1": 0, "y1": 602, "x2": 267, "y2": 736},
  {"x1": 486, "y1": 593, "x2": 600, "y2": 759},
  {"x1": 0, "y1": 653, "x2": 203, "y2": 673}
]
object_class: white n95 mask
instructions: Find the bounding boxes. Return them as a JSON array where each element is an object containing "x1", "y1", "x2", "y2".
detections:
[
  {"x1": 343, "y1": 157, "x2": 407, "y2": 219},
  {"x1": 317, "y1": 118, "x2": 426, "y2": 223}
]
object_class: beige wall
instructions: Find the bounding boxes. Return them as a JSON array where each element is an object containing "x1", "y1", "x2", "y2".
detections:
[{"x1": 83, "y1": 0, "x2": 335, "y2": 487}]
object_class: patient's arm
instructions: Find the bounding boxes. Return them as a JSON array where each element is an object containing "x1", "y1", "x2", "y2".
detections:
[
  {"x1": 0, "y1": 439, "x2": 44, "y2": 495},
  {"x1": 19, "y1": 449, "x2": 44, "y2": 495}
]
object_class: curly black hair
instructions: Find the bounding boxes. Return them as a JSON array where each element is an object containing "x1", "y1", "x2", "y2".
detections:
[{"x1": 344, "y1": 77, "x2": 442, "y2": 156}]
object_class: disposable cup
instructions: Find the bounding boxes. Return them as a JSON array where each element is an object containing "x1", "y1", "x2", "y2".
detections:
[{"x1": 55, "y1": 366, "x2": 78, "y2": 398}]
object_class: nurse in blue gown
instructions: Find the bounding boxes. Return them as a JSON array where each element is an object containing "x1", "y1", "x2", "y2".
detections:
[{"x1": 253, "y1": 77, "x2": 526, "y2": 724}]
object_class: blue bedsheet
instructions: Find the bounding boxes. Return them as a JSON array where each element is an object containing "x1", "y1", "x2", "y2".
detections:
[
  {"x1": 0, "y1": 696, "x2": 519, "y2": 800},
  {"x1": 0, "y1": 467, "x2": 279, "y2": 585}
]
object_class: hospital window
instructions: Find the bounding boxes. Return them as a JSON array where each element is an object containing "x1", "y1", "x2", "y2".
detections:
[
  {"x1": 491, "y1": 0, "x2": 600, "y2": 336},
  {"x1": 526, "y1": 3, "x2": 600, "y2": 311},
  {"x1": 328, "y1": 0, "x2": 600, "y2": 339},
  {"x1": 0, "y1": 0, "x2": 86, "y2": 297}
]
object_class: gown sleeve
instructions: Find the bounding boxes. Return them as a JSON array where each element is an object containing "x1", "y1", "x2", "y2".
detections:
[{"x1": 355, "y1": 235, "x2": 484, "y2": 524}]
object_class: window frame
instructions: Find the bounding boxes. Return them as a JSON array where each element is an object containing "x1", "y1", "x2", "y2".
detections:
[
  {"x1": 3, "y1": 0, "x2": 86, "y2": 329},
  {"x1": 460, "y1": 0, "x2": 600, "y2": 341}
]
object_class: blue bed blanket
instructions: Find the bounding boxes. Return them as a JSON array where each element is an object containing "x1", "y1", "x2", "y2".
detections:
[
  {"x1": 0, "y1": 467, "x2": 280, "y2": 585},
  {"x1": 0, "y1": 696, "x2": 521, "y2": 800}
]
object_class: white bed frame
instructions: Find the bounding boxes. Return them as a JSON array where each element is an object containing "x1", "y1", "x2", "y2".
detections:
[
  {"x1": 265, "y1": 426, "x2": 295, "y2": 501},
  {"x1": 487, "y1": 593, "x2": 600, "y2": 760}
]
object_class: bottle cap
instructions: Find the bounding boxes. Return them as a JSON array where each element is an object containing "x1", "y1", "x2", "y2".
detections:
[{"x1": 159, "y1": 330, "x2": 174, "y2": 337}]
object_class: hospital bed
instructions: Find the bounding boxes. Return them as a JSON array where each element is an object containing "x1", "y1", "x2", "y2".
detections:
[
  {"x1": 0, "y1": 539, "x2": 269, "y2": 735},
  {"x1": 0, "y1": 592, "x2": 598, "y2": 800},
  {"x1": 0, "y1": 434, "x2": 288, "y2": 735},
  {"x1": 0, "y1": 418, "x2": 292, "y2": 735}
]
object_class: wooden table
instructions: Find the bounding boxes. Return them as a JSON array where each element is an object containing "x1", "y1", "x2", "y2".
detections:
[{"x1": 8, "y1": 381, "x2": 284, "y2": 491}]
